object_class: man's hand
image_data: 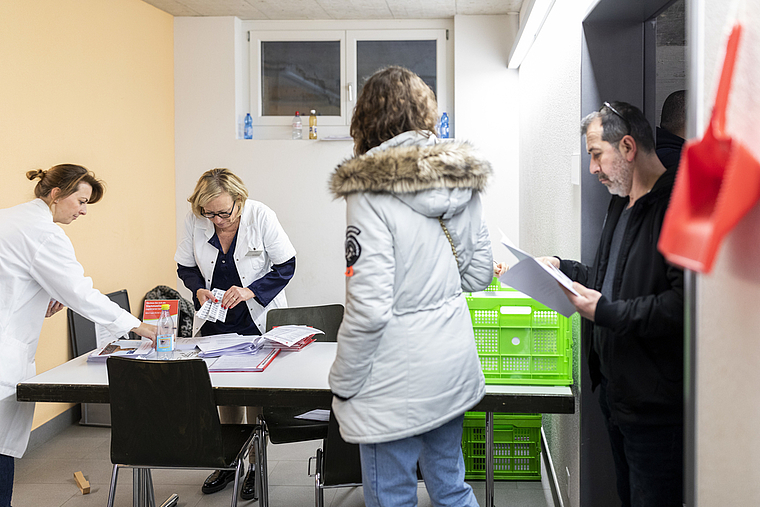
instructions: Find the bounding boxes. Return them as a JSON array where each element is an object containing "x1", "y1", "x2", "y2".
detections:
[
  {"x1": 562, "y1": 282, "x2": 601, "y2": 321},
  {"x1": 45, "y1": 299, "x2": 65, "y2": 318},
  {"x1": 493, "y1": 262, "x2": 509, "y2": 277},
  {"x1": 222, "y1": 286, "x2": 254, "y2": 309},
  {"x1": 535, "y1": 256, "x2": 560, "y2": 269}
]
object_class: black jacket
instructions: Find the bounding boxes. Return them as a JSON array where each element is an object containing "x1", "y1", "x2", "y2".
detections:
[{"x1": 559, "y1": 168, "x2": 684, "y2": 425}]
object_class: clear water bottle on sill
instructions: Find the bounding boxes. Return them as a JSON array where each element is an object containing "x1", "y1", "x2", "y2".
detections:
[
  {"x1": 244, "y1": 113, "x2": 253, "y2": 140},
  {"x1": 156, "y1": 304, "x2": 175, "y2": 360},
  {"x1": 292, "y1": 111, "x2": 303, "y2": 140},
  {"x1": 439, "y1": 112, "x2": 449, "y2": 139}
]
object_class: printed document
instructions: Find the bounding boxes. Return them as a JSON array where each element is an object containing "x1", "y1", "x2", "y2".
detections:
[{"x1": 498, "y1": 235, "x2": 578, "y2": 318}]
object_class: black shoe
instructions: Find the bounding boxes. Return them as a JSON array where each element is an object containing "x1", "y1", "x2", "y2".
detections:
[
  {"x1": 202, "y1": 469, "x2": 237, "y2": 494},
  {"x1": 240, "y1": 464, "x2": 257, "y2": 501}
]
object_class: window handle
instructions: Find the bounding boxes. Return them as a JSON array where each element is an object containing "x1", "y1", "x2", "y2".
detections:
[{"x1": 348, "y1": 83, "x2": 353, "y2": 102}]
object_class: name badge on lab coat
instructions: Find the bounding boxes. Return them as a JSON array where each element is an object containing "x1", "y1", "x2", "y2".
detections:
[{"x1": 246, "y1": 248, "x2": 262, "y2": 257}]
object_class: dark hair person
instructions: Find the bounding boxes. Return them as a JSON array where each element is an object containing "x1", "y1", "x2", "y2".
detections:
[
  {"x1": 328, "y1": 67, "x2": 494, "y2": 507},
  {"x1": 0, "y1": 164, "x2": 156, "y2": 506}
]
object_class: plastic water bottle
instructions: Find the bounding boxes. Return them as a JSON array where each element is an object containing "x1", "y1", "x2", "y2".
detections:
[
  {"x1": 291, "y1": 111, "x2": 303, "y2": 139},
  {"x1": 309, "y1": 110, "x2": 317, "y2": 140},
  {"x1": 244, "y1": 113, "x2": 253, "y2": 140},
  {"x1": 439, "y1": 112, "x2": 449, "y2": 139},
  {"x1": 156, "y1": 304, "x2": 175, "y2": 360}
]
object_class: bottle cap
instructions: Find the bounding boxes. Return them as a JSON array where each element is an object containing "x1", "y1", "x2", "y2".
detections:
[
  {"x1": 295, "y1": 111, "x2": 300, "y2": 116},
  {"x1": 161, "y1": 304, "x2": 170, "y2": 310},
  {"x1": 311, "y1": 109, "x2": 316, "y2": 114}
]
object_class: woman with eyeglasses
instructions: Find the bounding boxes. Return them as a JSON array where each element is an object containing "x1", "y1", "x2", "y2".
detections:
[
  {"x1": 175, "y1": 167, "x2": 296, "y2": 499},
  {"x1": 0, "y1": 164, "x2": 157, "y2": 507}
]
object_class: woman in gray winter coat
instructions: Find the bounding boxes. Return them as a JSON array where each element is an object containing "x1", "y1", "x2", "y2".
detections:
[{"x1": 328, "y1": 66, "x2": 494, "y2": 507}]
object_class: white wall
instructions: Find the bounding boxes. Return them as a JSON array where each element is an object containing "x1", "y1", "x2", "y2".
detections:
[
  {"x1": 174, "y1": 16, "x2": 350, "y2": 307},
  {"x1": 695, "y1": 0, "x2": 760, "y2": 504},
  {"x1": 174, "y1": 16, "x2": 522, "y2": 307},
  {"x1": 454, "y1": 15, "x2": 520, "y2": 249},
  {"x1": 516, "y1": 1, "x2": 593, "y2": 505}
]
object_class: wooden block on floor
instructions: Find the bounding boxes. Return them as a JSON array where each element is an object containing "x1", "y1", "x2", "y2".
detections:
[{"x1": 74, "y1": 471, "x2": 90, "y2": 494}]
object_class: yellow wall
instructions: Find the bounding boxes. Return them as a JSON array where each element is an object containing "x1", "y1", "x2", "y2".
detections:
[{"x1": 0, "y1": 0, "x2": 176, "y2": 429}]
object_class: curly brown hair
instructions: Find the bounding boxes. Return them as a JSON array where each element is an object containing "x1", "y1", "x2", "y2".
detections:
[{"x1": 350, "y1": 66, "x2": 439, "y2": 155}]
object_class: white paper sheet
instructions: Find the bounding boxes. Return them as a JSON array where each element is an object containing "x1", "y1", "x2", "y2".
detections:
[
  {"x1": 294, "y1": 409, "x2": 330, "y2": 422},
  {"x1": 498, "y1": 236, "x2": 578, "y2": 318}
]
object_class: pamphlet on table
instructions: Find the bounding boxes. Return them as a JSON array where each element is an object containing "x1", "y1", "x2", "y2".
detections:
[{"x1": 87, "y1": 339, "x2": 154, "y2": 362}]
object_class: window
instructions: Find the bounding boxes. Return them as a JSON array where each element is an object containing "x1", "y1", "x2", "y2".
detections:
[{"x1": 249, "y1": 28, "x2": 447, "y2": 127}]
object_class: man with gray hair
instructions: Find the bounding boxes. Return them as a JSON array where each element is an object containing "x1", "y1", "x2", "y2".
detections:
[{"x1": 539, "y1": 101, "x2": 684, "y2": 506}]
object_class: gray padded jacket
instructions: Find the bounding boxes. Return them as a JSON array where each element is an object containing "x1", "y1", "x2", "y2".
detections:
[{"x1": 328, "y1": 131, "x2": 494, "y2": 444}]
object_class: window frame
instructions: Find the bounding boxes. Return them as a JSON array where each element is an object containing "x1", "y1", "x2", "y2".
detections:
[
  {"x1": 250, "y1": 30, "x2": 347, "y2": 126},
  {"x1": 248, "y1": 27, "x2": 448, "y2": 127}
]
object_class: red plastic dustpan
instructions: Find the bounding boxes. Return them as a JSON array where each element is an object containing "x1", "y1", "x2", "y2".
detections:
[{"x1": 658, "y1": 24, "x2": 760, "y2": 273}]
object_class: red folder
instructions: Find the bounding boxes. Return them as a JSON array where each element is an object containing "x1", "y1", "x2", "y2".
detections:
[{"x1": 658, "y1": 23, "x2": 760, "y2": 273}]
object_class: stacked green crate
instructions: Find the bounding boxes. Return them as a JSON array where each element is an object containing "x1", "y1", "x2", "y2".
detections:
[
  {"x1": 466, "y1": 281, "x2": 573, "y2": 386},
  {"x1": 462, "y1": 278, "x2": 572, "y2": 480},
  {"x1": 461, "y1": 412, "x2": 542, "y2": 481}
]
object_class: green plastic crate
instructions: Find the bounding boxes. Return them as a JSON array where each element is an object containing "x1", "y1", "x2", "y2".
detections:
[
  {"x1": 466, "y1": 288, "x2": 573, "y2": 386},
  {"x1": 461, "y1": 412, "x2": 541, "y2": 481}
]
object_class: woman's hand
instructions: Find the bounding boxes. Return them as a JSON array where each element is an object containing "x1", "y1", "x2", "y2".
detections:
[
  {"x1": 222, "y1": 286, "x2": 254, "y2": 309},
  {"x1": 131, "y1": 322, "x2": 157, "y2": 344},
  {"x1": 493, "y1": 262, "x2": 509, "y2": 277},
  {"x1": 197, "y1": 288, "x2": 217, "y2": 306},
  {"x1": 45, "y1": 299, "x2": 65, "y2": 318}
]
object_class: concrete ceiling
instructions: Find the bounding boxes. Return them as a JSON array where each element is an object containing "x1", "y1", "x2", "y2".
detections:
[{"x1": 140, "y1": 0, "x2": 524, "y2": 19}]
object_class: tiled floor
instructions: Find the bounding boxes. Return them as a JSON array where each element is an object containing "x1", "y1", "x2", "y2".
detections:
[{"x1": 12, "y1": 424, "x2": 555, "y2": 507}]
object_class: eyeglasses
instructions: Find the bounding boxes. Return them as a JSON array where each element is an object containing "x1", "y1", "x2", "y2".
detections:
[
  {"x1": 602, "y1": 101, "x2": 632, "y2": 136},
  {"x1": 201, "y1": 201, "x2": 236, "y2": 219}
]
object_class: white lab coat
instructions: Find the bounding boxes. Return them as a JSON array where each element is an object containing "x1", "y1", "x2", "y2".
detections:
[
  {"x1": 0, "y1": 199, "x2": 141, "y2": 458},
  {"x1": 174, "y1": 199, "x2": 297, "y2": 335}
]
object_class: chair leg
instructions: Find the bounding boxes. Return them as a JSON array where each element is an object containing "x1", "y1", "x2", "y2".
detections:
[
  {"x1": 315, "y1": 448, "x2": 324, "y2": 507},
  {"x1": 133, "y1": 468, "x2": 140, "y2": 507},
  {"x1": 107, "y1": 464, "x2": 120, "y2": 507},
  {"x1": 230, "y1": 460, "x2": 243, "y2": 507},
  {"x1": 146, "y1": 469, "x2": 156, "y2": 507},
  {"x1": 256, "y1": 418, "x2": 270, "y2": 507}
]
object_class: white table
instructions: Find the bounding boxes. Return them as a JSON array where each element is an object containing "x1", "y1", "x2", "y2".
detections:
[{"x1": 17, "y1": 342, "x2": 574, "y2": 507}]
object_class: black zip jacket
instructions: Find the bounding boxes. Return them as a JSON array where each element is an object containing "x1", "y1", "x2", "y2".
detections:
[{"x1": 559, "y1": 168, "x2": 684, "y2": 426}]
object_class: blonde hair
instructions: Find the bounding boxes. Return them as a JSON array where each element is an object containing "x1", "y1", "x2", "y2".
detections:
[
  {"x1": 26, "y1": 164, "x2": 105, "y2": 203},
  {"x1": 350, "y1": 66, "x2": 439, "y2": 155},
  {"x1": 188, "y1": 168, "x2": 249, "y2": 218}
]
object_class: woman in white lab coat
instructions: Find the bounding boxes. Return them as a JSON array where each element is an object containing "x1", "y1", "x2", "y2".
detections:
[
  {"x1": 0, "y1": 164, "x2": 157, "y2": 506},
  {"x1": 175, "y1": 168, "x2": 296, "y2": 499}
]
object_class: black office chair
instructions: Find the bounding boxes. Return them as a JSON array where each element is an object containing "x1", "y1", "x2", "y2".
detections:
[
  {"x1": 106, "y1": 356, "x2": 258, "y2": 507},
  {"x1": 309, "y1": 410, "x2": 362, "y2": 507},
  {"x1": 68, "y1": 289, "x2": 134, "y2": 426},
  {"x1": 256, "y1": 304, "x2": 344, "y2": 506}
]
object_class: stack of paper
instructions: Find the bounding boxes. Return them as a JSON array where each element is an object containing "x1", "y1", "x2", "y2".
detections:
[
  {"x1": 206, "y1": 347, "x2": 280, "y2": 372},
  {"x1": 261, "y1": 325, "x2": 323, "y2": 351},
  {"x1": 197, "y1": 333, "x2": 262, "y2": 358},
  {"x1": 196, "y1": 289, "x2": 228, "y2": 323},
  {"x1": 87, "y1": 339, "x2": 154, "y2": 362}
]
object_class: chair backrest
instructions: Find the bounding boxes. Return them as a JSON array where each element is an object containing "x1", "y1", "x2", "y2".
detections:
[
  {"x1": 68, "y1": 289, "x2": 132, "y2": 356},
  {"x1": 322, "y1": 410, "x2": 362, "y2": 487},
  {"x1": 265, "y1": 304, "x2": 344, "y2": 342},
  {"x1": 107, "y1": 357, "x2": 228, "y2": 468}
]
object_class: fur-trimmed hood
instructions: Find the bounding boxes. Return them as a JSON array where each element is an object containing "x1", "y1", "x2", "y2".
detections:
[{"x1": 329, "y1": 132, "x2": 493, "y2": 199}]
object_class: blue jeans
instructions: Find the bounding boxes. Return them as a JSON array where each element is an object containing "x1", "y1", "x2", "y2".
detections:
[
  {"x1": 599, "y1": 380, "x2": 683, "y2": 507},
  {"x1": 359, "y1": 414, "x2": 478, "y2": 507},
  {"x1": 0, "y1": 454, "x2": 13, "y2": 507}
]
